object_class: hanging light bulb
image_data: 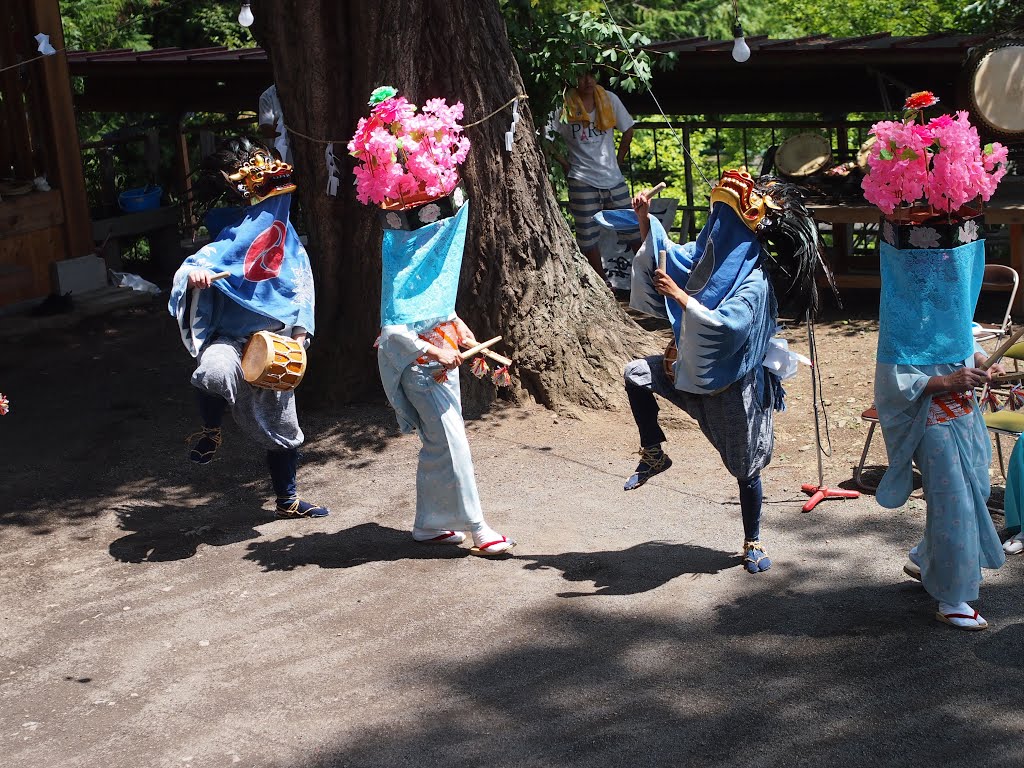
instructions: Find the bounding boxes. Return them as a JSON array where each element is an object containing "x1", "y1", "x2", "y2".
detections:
[
  {"x1": 238, "y1": 3, "x2": 254, "y2": 27},
  {"x1": 731, "y1": 21, "x2": 751, "y2": 63}
]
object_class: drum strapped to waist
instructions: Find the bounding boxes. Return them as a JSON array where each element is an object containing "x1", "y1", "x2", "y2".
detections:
[
  {"x1": 774, "y1": 133, "x2": 832, "y2": 178},
  {"x1": 241, "y1": 331, "x2": 307, "y2": 391},
  {"x1": 663, "y1": 339, "x2": 678, "y2": 379}
]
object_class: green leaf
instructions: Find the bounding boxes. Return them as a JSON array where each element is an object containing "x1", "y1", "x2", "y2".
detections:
[
  {"x1": 879, "y1": 148, "x2": 894, "y2": 161},
  {"x1": 984, "y1": 143, "x2": 994, "y2": 155},
  {"x1": 899, "y1": 148, "x2": 919, "y2": 161}
]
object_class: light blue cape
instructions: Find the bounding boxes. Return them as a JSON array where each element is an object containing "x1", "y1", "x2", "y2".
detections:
[
  {"x1": 877, "y1": 240, "x2": 984, "y2": 366},
  {"x1": 380, "y1": 203, "x2": 469, "y2": 326}
]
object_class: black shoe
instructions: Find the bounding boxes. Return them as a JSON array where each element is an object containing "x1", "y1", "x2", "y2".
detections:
[
  {"x1": 275, "y1": 498, "x2": 330, "y2": 519},
  {"x1": 187, "y1": 427, "x2": 222, "y2": 464},
  {"x1": 624, "y1": 446, "x2": 672, "y2": 491}
]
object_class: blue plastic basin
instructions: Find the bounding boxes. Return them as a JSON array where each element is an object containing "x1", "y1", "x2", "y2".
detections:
[{"x1": 118, "y1": 185, "x2": 163, "y2": 213}]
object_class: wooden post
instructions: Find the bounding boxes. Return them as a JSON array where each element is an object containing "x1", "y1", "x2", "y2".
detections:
[
  {"x1": 0, "y1": 5, "x2": 35, "y2": 180},
  {"x1": 173, "y1": 116, "x2": 196, "y2": 237},
  {"x1": 681, "y1": 123, "x2": 695, "y2": 241},
  {"x1": 29, "y1": 0, "x2": 93, "y2": 259}
]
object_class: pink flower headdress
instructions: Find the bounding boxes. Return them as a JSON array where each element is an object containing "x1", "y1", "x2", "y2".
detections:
[
  {"x1": 348, "y1": 86, "x2": 471, "y2": 207},
  {"x1": 861, "y1": 91, "x2": 1008, "y2": 216}
]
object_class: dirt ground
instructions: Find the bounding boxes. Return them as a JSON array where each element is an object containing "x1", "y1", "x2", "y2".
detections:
[{"x1": 1, "y1": 293, "x2": 1022, "y2": 768}]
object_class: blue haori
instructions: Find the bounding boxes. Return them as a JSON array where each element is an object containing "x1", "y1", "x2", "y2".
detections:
[
  {"x1": 168, "y1": 193, "x2": 315, "y2": 356},
  {"x1": 380, "y1": 202, "x2": 469, "y2": 326},
  {"x1": 877, "y1": 240, "x2": 984, "y2": 366},
  {"x1": 630, "y1": 212, "x2": 778, "y2": 397}
]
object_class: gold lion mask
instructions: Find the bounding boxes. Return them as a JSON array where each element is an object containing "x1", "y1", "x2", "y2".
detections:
[
  {"x1": 224, "y1": 148, "x2": 296, "y2": 205},
  {"x1": 708, "y1": 169, "x2": 778, "y2": 231}
]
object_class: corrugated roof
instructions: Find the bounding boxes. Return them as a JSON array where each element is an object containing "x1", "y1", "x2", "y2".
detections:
[
  {"x1": 647, "y1": 32, "x2": 988, "y2": 55},
  {"x1": 64, "y1": 32, "x2": 988, "y2": 68},
  {"x1": 66, "y1": 46, "x2": 266, "y2": 65}
]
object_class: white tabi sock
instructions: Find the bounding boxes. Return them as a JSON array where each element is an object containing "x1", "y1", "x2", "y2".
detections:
[{"x1": 938, "y1": 601, "x2": 986, "y2": 628}]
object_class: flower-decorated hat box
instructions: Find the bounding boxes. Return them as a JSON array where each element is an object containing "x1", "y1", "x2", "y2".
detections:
[
  {"x1": 862, "y1": 91, "x2": 1007, "y2": 250},
  {"x1": 348, "y1": 86, "x2": 471, "y2": 231}
]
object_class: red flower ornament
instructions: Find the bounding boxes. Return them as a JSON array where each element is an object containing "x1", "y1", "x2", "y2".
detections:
[{"x1": 904, "y1": 91, "x2": 939, "y2": 112}]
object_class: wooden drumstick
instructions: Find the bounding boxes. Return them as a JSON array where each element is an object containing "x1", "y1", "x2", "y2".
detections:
[
  {"x1": 990, "y1": 372, "x2": 1024, "y2": 385},
  {"x1": 460, "y1": 336, "x2": 502, "y2": 361},
  {"x1": 658, "y1": 249, "x2": 667, "y2": 273},
  {"x1": 210, "y1": 271, "x2": 231, "y2": 281},
  {"x1": 480, "y1": 348, "x2": 513, "y2": 367},
  {"x1": 981, "y1": 326, "x2": 1024, "y2": 370},
  {"x1": 645, "y1": 181, "x2": 667, "y2": 198}
]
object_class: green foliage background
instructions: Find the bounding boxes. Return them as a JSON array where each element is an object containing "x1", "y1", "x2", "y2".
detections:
[{"x1": 58, "y1": 0, "x2": 1015, "y2": 236}]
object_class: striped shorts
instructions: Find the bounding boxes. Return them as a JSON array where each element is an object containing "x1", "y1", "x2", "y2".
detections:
[{"x1": 567, "y1": 178, "x2": 631, "y2": 251}]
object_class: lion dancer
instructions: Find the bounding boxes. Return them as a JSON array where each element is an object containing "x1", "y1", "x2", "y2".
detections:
[
  {"x1": 621, "y1": 171, "x2": 835, "y2": 574},
  {"x1": 168, "y1": 137, "x2": 328, "y2": 519}
]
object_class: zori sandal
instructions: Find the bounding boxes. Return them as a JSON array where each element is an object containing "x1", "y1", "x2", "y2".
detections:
[
  {"x1": 470, "y1": 535, "x2": 515, "y2": 557},
  {"x1": 935, "y1": 608, "x2": 988, "y2": 631},
  {"x1": 413, "y1": 529, "x2": 466, "y2": 545}
]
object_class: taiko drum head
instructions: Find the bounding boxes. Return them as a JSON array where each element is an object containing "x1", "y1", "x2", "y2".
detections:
[
  {"x1": 774, "y1": 133, "x2": 832, "y2": 178},
  {"x1": 969, "y1": 41, "x2": 1024, "y2": 139},
  {"x1": 241, "y1": 331, "x2": 307, "y2": 391}
]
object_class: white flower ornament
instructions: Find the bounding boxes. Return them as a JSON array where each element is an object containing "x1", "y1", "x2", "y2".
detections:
[
  {"x1": 958, "y1": 219, "x2": 979, "y2": 244},
  {"x1": 419, "y1": 203, "x2": 441, "y2": 224},
  {"x1": 882, "y1": 221, "x2": 896, "y2": 246},
  {"x1": 385, "y1": 212, "x2": 403, "y2": 229},
  {"x1": 908, "y1": 226, "x2": 940, "y2": 249}
]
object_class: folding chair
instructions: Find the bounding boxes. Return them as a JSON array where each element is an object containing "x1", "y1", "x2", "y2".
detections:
[
  {"x1": 974, "y1": 264, "x2": 1018, "y2": 343},
  {"x1": 983, "y1": 410, "x2": 1024, "y2": 478},
  {"x1": 854, "y1": 406, "x2": 882, "y2": 491}
]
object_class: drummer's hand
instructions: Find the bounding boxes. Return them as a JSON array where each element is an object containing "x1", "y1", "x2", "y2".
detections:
[
  {"x1": 653, "y1": 268, "x2": 686, "y2": 306},
  {"x1": 631, "y1": 193, "x2": 650, "y2": 219},
  {"x1": 187, "y1": 270, "x2": 215, "y2": 290},
  {"x1": 943, "y1": 367, "x2": 990, "y2": 393},
  {"x1": 453, "y1": 317, "x2": 478, "y2": 348},
  {"x1": 974, "y1": 352, "x2": 1004, "y2": 379},
  {"x1": 427, "y1": 345, "x2": 463, "y2": 371},
  {"x1": 292, "y1": 331, "x2": 307, "y2": 346}
]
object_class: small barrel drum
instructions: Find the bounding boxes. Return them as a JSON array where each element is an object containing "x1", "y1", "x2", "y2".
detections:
[
  {"x1": 241, "y1": 331, "x2": 307, "y2": 391},
  {"x1": 662, "y1": 339, "x2": 678, "y2": 379}
]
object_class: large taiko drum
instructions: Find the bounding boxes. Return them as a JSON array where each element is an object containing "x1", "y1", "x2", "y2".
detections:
[
  {"x1": 241, "y1": 331, "x2": 307, "y2": 391},
  {"x1": 774, "y1": 133, "x2": 833, "y2": 177},
  {"x1": 968, "y1": 40, "x2": 1024, "y2": 139}
]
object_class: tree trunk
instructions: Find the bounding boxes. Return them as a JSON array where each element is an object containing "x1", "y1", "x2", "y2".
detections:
[{"x1": 258, "y1": 0, "x2": 647, "y2": 412}]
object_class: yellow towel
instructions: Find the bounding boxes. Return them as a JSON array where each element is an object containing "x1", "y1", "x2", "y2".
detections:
[{"x1": 561, "y1": 85, "x2": 616, "y2": 131}]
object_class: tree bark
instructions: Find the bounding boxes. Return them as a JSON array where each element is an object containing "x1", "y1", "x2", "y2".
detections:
[{"x1": 258, "y1": 0, "x2": 647, "y2": 412}]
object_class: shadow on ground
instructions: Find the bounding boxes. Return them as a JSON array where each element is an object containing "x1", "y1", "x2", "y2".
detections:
[
  {"x1": 244, "y1": 522, "x2": 470, "y2": 570},
  {"x1": 290, "y1": 578, "x2": 1024, "y2": 768},
  {"x1": 520, "y1": 541, "x2": 740, "y2": 597}
]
